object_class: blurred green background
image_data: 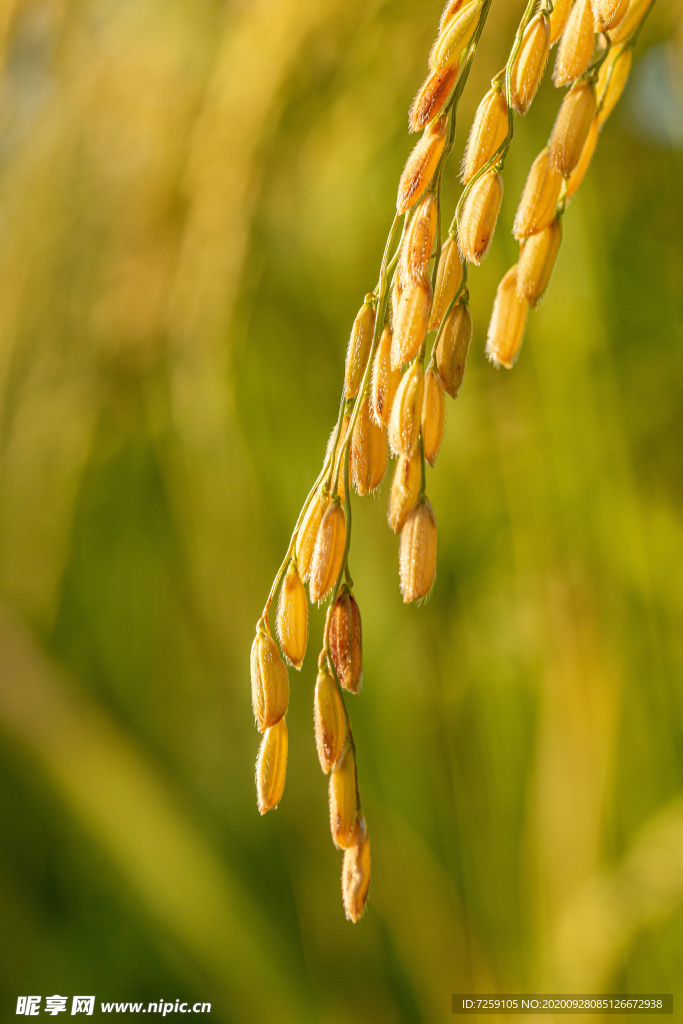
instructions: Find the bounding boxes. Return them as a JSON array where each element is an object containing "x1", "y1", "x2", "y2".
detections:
[{"x1": 0, "y1": 1, "x2": 682, "y2": 1021}]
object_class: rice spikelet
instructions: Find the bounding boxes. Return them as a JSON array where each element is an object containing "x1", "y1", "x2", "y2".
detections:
[
  {"x1": 276, "y1": 561, "x2": 308, "y2": 669},
  {"x1": 371, "y1": 326, "x2": 401, "y2": 427},
  {"x1": 399, "y1": 498, "x2": 438, "y2": 603},
  {"x1": 388, "y1": 361, "x2": 425, "y2": 457},
  {"x1": 486, "y1": 265, "x2": 528, "y2": 368},
  {"x1": 342, "y1": 813, "x2": 371, "y2": 923},
  {"x1": 509, "y1": 13, "x2": 551, "y2": 116},
  {"x1": 435, "y1": 301, "x2": 472, "y2": 398},
  {"x1": 513, "y1": 147, "x2": 564, "y2": 239},
  {"x1": 409, "y1": 65, "x2": 459, "y2": 133},
  {"x1": 517, "y1": 218, "x2": 563, "y2": 307},
  {"x1": 458, "y1": 168, "x2": 503, "y2": 265},
  {"x1": 429, "y1": 235, "x2": 464, "y2": 330},
  {"x1": 421, "y1": 368, "x2": 446, "y2": 467},
  {"x1": 549, "y1": 79, "x2": 597, "y2": 178},
  {"x1": 553, "y1": 0, "x2": 596, "y2": 87},
  {"x1": 397, "y1": 117, "x2": 447, "y2": 214},
  {"x1": 391, "y1": 276, "x2": 433, "y2": 369},
  {"x1": 388, "y1": 453, "x2": 422, "y2": 534},
  {"x1": 461, "y1": 86, "x2": 509, "y2": 185},
  {"x1": 256, "y1": 718, "x2": 288, "y2": 815}
]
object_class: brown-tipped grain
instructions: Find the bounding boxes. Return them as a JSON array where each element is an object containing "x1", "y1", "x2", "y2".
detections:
[
  {"x1": 329, "y1": 588, "x2": 363, "y2": 694},
  {"x1": 309, "y1": 500, "x2": 347, "y2": 604},
  {"x1": 461, "y1": 86, "x2": 508, "y2": 185},
  {"x1": 388, "y1": 453, "x2": 422, "y2": 533},
  {"x1": 597, "y1": 45, "x2": 632, "y2": 124},
  {"x1": 351, "y1": 396, "x2": 387, "y2": 496},
  {"x1": 342, "y1": 813, "x2": 371, "y2": 923},
  {"x1": 549, "y1": 79, "x2": 597, "y2": 177},
  {"x1": 296, "y1": 490, "x2": 330, "y2": 582},
  {"x1": 566, "y1": 116, "x2": 599, "y2": 199},
  {"x1": 251, "y1": 627, "x2": 289, "y2": 733},
  {"x1": 553, "y1": 0, "x2": 596, "y2": 87},
  {"x1": 371, "y1": 326, "x2": 401, "y2": 428},
  {"x1": 435, "y1": 301, "x2": 472, "y2": 398},
  {"x1": 439, "y1": 0, "x2": 468, "y2": 31},
  {"x1": 276, "y1": 562, "x2": 308, "y2": 669},
  {"x1": 549, "y1": 0, "x2": 575, "y2": 46},
  {"x1": 509, "y1": 13, "x2": 551, "y2": 116},
  {"x1": 409, "y1": 65, "x2": 459, "y2": 133},
  {"x1": 397, "y1": 117, "x2": 447, "y2": 214},
  {"x1": 399, "y1": 498, "x2": 437, "y2": 604},
  {"x1": 329, "y1": 744, "x2": 358, "y2": 849},
  {"x1": 429, "y1": 236, "x2": 464, "y2": 331},
  {"x1": 256, "y1": 718, "x2": 288, "y2": 815},
  {"x1": 592, "y1": 0, "x2": 629, "y2": 31},
  {"x1": 517, "y1": 218, "x2": 563, "y2": 307},
  {"x1": 391, "y1": 276, "x2": 432, "y2": 370},
  {"x1": 344, "y1": 298, "x2": 376, "y2": 399},
  {"x1": 486, "y1": 265, "x2": 528, "y2": 369},
  {"x1": 422, "y1": 368, "x2": 446, "y2": 467},
  {"x1": 401, "y1": 194, "x2": 438, "y2": 282},
  {"x1": 513, "y1": 147, "x2": 564, "y2": 239},
  {"x1": 314, "y1": 664, "x2": 345, "y2": 774},
  {"x1": 609, "y1": 0, "x2": 654, "y2": 43},
  {"x1": 430, "y1": 0, "x2": 483, "y2": 72},
  {"x1": 388, "y1": 361, "x2": 425, "y2": 457},
  {"x1": 458, "y1": 169, "x2": 503, "y2": 266}
]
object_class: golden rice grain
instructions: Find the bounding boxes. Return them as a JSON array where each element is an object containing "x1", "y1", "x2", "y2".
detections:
[
  {"x1": 609, "y1": 0, "x2": 654, "y2": 43},
  {"x1": 351, "y1": 396, "x2": 387, "y2": 496},
  {"x1": 388, "y1": 360, "x2": 425, "y2": 457},
  {"x1": 332, "y1": 413, "x2": 351, "y2": 502},
  {"x1": 430, "y1": 0, "x2": 484, "y2": 73},
  {"x1": 517, "y1": 218, "x2": 563, "y2": 307},
  {"x1": 401, "y1": 193, "x2": 438, "y2": 282},
  {"x1": 256, "y1": 718, "x2": 288, "y2": 815},
  {"x1": 388, "y1": 453, "x2": 422, "y2": 534},
  {"x1": 309, "y1": 500, "x2": 347, "y2": 604},
  {"x1": 461, "y1": 86, "x2": 509, "y2": 185},
  {"x1": 592, "y1": 0, "x2": 629, "y2": 32},
  {"x1": 250, "y1": 627, "x2": 289, "y2": 733},
  {"x1": 399, "y1": 498, "x2": 438, "y2": 603},
  {"x1": 429, "y1": 235, "x2": 464, "y2": 330},
  {"x1": 553, "y1": 0, "x2": 596, "y2": 87},
  {"x1": 342, "y1": 813, "x2": 371, "y2": 923},
  {"x1": 422, "y1": 368, "x2": 446, "y2": 467},
  {"x1": 296, "y1": 489, "x2": 330, "y2": 582},
  {"x1": 391, "y1": 275, "x2": 433, "y2": 370},
  {"x1": 458, "y1": 168, "x2": 503, "y2": 266},
  {"x1": 329, "y1": 743, "x2": 358, "y2": 849},
  {"x1": 397, "y1": 117, "x2": 447, "y2": 214},
  {"x1": 549, "y1": 79, "x2": 597, "y2": 177},
  {"x1": 435, "y1": 300, "x2": 472, "y2": 398},
  {"x1": 409, "y1": 64, "x2": 459, "y2": 134},
  {"x1": 513, "y1": 146, "x2": 564, "y2": 239},
  {"x1": 314, "y1": 664, "x2": 346, "y2": 774},
  {"x1": 549, "y1": 0, "x2": 575, "y2": 46},
  {"x1": 276, "y1": 561, "x2": 308, "y2": 669},
  {"x1": 344, "y1": 297, "x2": 376, "y2": 400},
  {"x1": 509, "y1": 13, "x2": 551, "y2": 116},
  {"x1": 486, "y1": 265, "x2": 528, "y2": 368},
  {"x1": 371, "y1": 326, "x2": 401, "y2": 428},
  {"x1": 329, "y1": 587, "x2": 363, "y2": 694}
]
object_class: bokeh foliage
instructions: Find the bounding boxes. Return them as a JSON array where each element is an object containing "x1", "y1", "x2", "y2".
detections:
[{"x1": 0, "y1": 1, "x2": 682, "y2": 1021}]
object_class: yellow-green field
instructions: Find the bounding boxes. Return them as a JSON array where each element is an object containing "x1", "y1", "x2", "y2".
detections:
[{"x1": 0, "y1": 1, "x2": 681, "y2": 1021}]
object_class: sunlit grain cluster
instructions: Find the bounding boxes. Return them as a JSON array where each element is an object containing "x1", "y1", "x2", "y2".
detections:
[{"x1": 250, "y1": 0, "x2": 655, "y2": 922}]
